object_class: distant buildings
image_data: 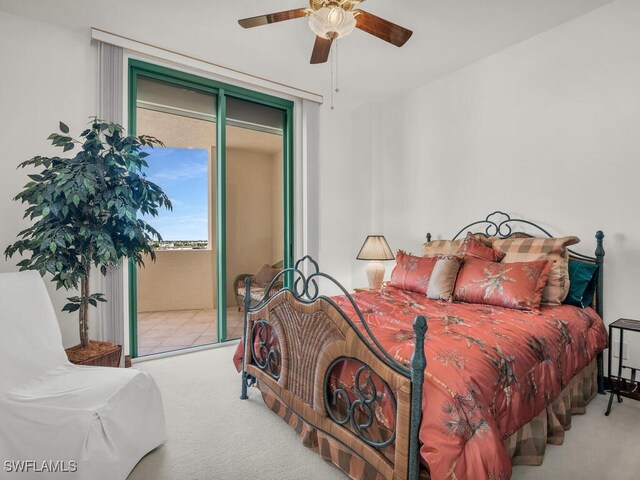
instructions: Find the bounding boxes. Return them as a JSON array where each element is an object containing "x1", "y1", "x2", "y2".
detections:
[{"x1": 152, "y1": 240, "x2": 208, "y2": 251}]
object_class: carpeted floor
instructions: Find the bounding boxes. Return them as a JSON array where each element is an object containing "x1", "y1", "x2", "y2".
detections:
[{"x1": 128, "y1": 345, "x2": 640, "y2": 480}]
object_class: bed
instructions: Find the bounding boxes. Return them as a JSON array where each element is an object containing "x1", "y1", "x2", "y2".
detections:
[{"x1": 234, "y1": 212, "x2": 608, "y2": 480}]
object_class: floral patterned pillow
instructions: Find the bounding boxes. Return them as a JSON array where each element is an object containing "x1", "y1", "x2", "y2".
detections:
[
  {"x1": 453, "y1": 257, "x2": 552, "y2": 311},
  {"x1": 457, "y1": 232, "x2": 505, "y2": 262},
  {"x1": 390, "y1": 251, "x2": 439, "y2": 295}
]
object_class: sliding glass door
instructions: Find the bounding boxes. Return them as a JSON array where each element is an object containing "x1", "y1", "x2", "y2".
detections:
[{"x1": 128, "y1": 60, "x2": 293, "y2": 358}]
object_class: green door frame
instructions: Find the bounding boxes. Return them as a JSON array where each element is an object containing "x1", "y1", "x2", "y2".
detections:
[{"x1": 127, "y1": 59, "x2": 294, "y2": 358}]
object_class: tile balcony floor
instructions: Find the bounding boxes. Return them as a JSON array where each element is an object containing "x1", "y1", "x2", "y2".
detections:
[{"x1": 137, "y1": 308, "x2": 244, "y2": 356}]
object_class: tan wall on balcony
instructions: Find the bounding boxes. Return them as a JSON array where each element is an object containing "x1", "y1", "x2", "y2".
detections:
[
  {"x1": 226, "y1": 147, "x2": 283, "y2": 305},
  {"x1": 137, "y1": 249, "x2": 215, "y2": 312}
]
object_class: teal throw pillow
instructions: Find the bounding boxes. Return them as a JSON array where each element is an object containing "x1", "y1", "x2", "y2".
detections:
[{"x1": 565, "y1": 260, "x2": 598, "y2": 308}]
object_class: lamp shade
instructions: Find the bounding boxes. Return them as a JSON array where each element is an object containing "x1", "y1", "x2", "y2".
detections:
[{"x1": 356, "y1": 235, "x2": 394, "y2": 261}]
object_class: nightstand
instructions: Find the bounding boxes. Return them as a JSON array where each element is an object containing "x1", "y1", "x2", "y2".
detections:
[{"x1": 605, "y1": 318, "x2": 640, "y2": 416}]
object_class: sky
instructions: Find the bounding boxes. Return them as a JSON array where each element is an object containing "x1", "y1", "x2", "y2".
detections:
[{"x1": 140, "y1": 147, "x2": 209, "y2": 242}]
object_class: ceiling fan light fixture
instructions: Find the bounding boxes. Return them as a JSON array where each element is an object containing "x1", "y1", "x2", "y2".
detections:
[{"x1": 309, "y1": 7, "x2": 356, "y2": 40}]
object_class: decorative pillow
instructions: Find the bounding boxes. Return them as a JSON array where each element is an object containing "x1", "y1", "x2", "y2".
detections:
[
  {"x1": 426, "y1": 255, "x2": 462, "y2": 302},
  {"x1": 492, "y1": 236, "x2": 580, "y2": 305},
  {"x1": 253, "y1": 264, "x2": 280, "y2": 287},
  {"x1": 564, "y1": 261, "x2": 599, "y2": 308},
  {"x1": 422, "y1": 233, "x2": 492, "y2": 257},
  {"x1": 457, "y1": 232, "x2": 505, "y2": 262},
  {"x1": 390, "y1": 251, "x2": 438, "y2": 295},
  {"x1": 453, "y1": 257, "x2": 552, "y2": 311}
]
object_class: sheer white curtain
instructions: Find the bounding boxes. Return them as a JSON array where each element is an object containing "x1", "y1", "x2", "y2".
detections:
[
  {"x1": 94, "y1": 42, "x2": 125, "y2": 365},
  {"x1": 301, "y1": 99, "x2": 320, "y2": 264}
]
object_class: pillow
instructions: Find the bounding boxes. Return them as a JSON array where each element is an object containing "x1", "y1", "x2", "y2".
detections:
[
  {"x1": 564, "y1": 261, "x2": 598, "y2": 308},
  {"x1": 457, "y1": 232, "x2": 506, "y2": 262},
  {"x1": 427, "y1": 256, "x2": 463, "y2": 302},
  {"x1": 253, "y1": 264, "x2": 280, "y2": 287},
  {"x1": 492, "y1": 236, "x2": 580, "y2": 305},
  {"x1": 422, "y1": 233, "x2": 492, "y2": 257},
  {"x1": 453, "y1": 257, "x2": 552, "y2": 311},
  {"x1": 390, "y1": 251, "x2": 438, "y2": 295},
  {"x1": 390, "y1": 252, "x2": 462, "y2": 300}
]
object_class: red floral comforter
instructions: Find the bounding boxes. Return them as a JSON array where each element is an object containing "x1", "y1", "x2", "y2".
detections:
[{"x1": 234, "y1": 286, "x2": 607, "y2": 479}]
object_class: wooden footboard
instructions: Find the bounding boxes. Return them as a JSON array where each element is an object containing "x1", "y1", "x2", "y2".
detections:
[{"x1": 240, "y1": 257, "x2": 427, "y2": 480}]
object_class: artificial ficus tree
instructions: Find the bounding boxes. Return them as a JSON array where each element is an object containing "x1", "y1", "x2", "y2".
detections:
[{"x1": 5, "y1": 119, "x2": 172, "y2": 348}]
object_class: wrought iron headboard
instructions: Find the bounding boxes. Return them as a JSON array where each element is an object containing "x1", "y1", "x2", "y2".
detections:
[{"x1": 426, "y1": 211, "x2": 605, "y2": 319}]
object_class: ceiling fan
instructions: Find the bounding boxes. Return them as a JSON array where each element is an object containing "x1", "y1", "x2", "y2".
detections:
[{"x1": 238, "y1": 0, "x2": 413, "y2": 64}]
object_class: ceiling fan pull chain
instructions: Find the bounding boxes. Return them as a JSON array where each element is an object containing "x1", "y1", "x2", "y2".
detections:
[{"x1": 335, "y1": 40, "x2": 340, "y2": 95}]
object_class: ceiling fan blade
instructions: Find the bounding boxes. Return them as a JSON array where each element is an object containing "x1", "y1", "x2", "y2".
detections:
[
  {"x1": 355, "y1": 11, "x2": 413, "y2": 47},
  {"x1": 310, "y1": 36, "x2": 332, "y2": 64},
  {"x1": 238, "y1": 8, "x2": 308, "y2": 28}
]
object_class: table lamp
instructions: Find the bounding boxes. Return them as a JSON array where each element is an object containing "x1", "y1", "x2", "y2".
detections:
[{"x1": 356, "y1": 235, "x2": 395, "y2": 290}]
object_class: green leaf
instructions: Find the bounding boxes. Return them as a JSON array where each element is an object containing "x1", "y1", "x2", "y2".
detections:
[
  {"x1": 72, "y1": 194, "x2": 80, "y2": 207},
  {"x1": 63, "y1": 142, "x2": 74, "y2": 152},
  {"x1": 59, "y1": 122, "x2": 70, "y2": 134},
  {"x1": 62, "y1": 303, "x2": 80, "y2": 313},
  {"x1": 49, "y1": 242, "x2": 57, "y2": 253},
  {"x1": 42, "y1": 207, "x2": 50, "y2": 217}
]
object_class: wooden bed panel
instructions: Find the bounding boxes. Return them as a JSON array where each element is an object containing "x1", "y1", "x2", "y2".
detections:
[{"x1": 243, "y1": 290, "x2": 415, "y2": 479}]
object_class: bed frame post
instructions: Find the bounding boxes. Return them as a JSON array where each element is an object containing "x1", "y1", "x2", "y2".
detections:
[
  {"x1": 595, "y1": 230, "x2": 605, "y2": 394},
  {"x1": 408, "y1": 315, "x2": 428, "y2": 480},
  {"x1": 240, "y1": 276, "x2": 255, "y2": 400}
]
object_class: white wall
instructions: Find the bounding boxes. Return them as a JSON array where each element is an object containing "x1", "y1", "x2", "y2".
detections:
[
  {"x1": 317, "y1": 103, "x2": 388, "y2": 293},
  {"x1": 0, "y1": 11, "x2": 98, "y2": 347},
  {"x1": 376, "y1": 0, "x2": 640, "y2": 362},
  {"x1": 317, "y1": 106, "x2": 356, "y2": 291}
]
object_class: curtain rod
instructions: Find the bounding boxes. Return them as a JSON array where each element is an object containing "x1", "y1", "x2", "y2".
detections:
[{"x1": 91, "y1": 27, "x2": 323, "y2": 104}]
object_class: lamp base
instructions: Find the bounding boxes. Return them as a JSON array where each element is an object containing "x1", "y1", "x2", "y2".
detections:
[{"x1": 365, "y1": 261, "x2": 385, "y2": 290}]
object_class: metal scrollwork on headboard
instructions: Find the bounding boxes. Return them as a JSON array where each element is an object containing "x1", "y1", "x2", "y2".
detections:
[
  {"x1": 451, "y1": 210, "x2": 556, "y2": 240},
  {"x1": 445, "y1": 210, "x2": 602, "y2": 264}
]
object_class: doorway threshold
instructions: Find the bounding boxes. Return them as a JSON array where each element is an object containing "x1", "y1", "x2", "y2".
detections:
[{"x1": 132, "y1": 338, "x2": 241, "y2": 364}]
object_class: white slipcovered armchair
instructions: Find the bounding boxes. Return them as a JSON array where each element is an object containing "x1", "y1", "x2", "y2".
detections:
[{"x1": 0, "y1": 271, "x2": 166, "y2": 479}]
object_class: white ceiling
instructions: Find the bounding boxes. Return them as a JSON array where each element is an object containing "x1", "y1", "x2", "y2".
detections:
[{"x1": 0, "y1": 0, "x2": 614, "y2": 108}]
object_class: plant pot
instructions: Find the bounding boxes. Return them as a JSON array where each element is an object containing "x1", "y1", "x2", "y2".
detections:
[{"x1": 65, "y1": 340, "x2": 122, "y2": 367}]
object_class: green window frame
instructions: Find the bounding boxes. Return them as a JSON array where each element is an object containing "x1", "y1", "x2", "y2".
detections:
[{"x1": 127, "y1": 59, "x2": 294, "y2": 358}]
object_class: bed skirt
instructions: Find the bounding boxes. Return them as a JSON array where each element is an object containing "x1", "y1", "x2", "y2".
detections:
[
  {"x1": 505, "y1": 358, "x2": 598, "y2": 466},
  {"x1": 257, "y1": 358, "x2": 598, "y2": 479}
]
